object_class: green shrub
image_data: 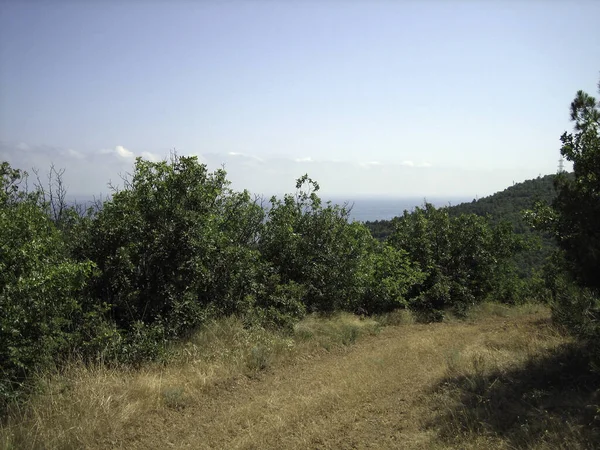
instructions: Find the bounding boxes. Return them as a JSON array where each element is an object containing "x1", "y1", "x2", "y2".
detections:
[
  {"x1": 361, "y1": 243, "x2": 425, "y2": 314},
  {"x1": 251, "y1": 278, "x2": 307, "y2": 331},
  {"x1": 388, "y1": 203, "x2": 524, "y2": 316},
  {"x1": 0, "y1": 163, "x2": 95, "y2": 408},
  {"x1": 80, "y1": 155, "x2": 266, "y2": 338},
  {"x1": 259, "y1": 175, "x2": 374, "y2": 313},
  {"x1": 526, "y1": 78, "x2": 600, "y2": 368}
]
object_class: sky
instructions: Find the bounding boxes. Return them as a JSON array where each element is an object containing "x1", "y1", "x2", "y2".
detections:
[{"x1": 1, "y1": 0, "x2": 599, "y2": 199}]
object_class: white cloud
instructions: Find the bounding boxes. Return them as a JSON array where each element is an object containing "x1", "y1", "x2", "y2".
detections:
[
  {"x1": 227, "y1": 151, "x2": 264, "y2": 162},
  {"x1": 97, "y1": 145, "x2": 161, "y2": 161},
  {"x1": 0, "y1": 141, "x2": 544, "y2": 198},
  {"x1": 115, "y1": 145, "x2": 134, "y2": 159}
]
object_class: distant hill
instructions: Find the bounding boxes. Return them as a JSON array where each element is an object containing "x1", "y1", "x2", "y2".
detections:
[
  {"x1": 448, "y1": 174, "x2": 564, "y2": 277},
  {"x1": 365, "y1": 174, "x2": 564, "y2": 277},
  {"x1": 446, "y1": 174, "x2": 557, "y2": 232}
]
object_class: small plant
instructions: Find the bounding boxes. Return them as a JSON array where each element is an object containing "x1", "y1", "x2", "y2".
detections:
[
  {"x1": 246, "y1": 344, "x2": 272, "y2": 373},
  {"x1": 161, "y1": 386, "x2": 186, "y2": 409}
]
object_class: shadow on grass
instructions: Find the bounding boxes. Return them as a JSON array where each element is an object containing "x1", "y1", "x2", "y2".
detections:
[{"x1": 429, "y1": 343, "x2": 600, "y2": 449}]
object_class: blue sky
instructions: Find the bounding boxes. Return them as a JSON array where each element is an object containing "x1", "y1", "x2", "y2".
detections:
[{"x1": 1, "y1": 0, "x2": 599, "y2": 198}]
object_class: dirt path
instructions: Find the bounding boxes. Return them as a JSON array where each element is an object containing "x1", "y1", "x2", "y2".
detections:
[{"x1": 121, "y1": 315, "x2": 545, "y2": 450}]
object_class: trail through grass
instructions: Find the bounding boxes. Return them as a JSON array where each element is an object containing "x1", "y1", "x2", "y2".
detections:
[{"x1": 2, "y1": 305, "x2": 598, "y2": 449}]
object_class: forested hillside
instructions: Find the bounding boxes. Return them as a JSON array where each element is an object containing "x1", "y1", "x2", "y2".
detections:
[
  {"x1": 365, "y1": 174, "x2": 563, "y2": 279},
  {"x1": 365, "y1": 174, "x2": 558, "y2": 239},
  {"x1": 449, "y1": 174, "x2": 557, "y2": 228}
]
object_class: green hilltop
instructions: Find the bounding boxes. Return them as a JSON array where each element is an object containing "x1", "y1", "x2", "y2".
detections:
[
  {"x1": 366, "y1": 173, "x2": 559, "y2": 239},
  {"x1": 366, "y1": 174, "x2": 562, "y2": 274}
]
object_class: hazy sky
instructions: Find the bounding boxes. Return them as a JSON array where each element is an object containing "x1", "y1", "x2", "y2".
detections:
[{"x1": 1, "y1": 0, "x2": 599, "y2": 198}]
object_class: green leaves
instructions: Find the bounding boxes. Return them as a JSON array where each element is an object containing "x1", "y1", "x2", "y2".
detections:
[
  {"x1": 0, "y1": 154, "x2": 533, "y2": 411},
  {"x1": 261, "y1": 176, "x2": 367, "y2": 313},
  {"x1": 549, "y1": 80, "x2": 600, "y2": 291},
  {"x1": 523, "y1": 76, "x2": 600, "y2": 369},
  {"x1": 388, "y1": 203, "x2": 523, "y2": 314},
  {"x1": 362, "y1": 243, "x2": 424, "y2": 313},
  {"x1": 1, "y1": 172, "x2": 95, "y2": 408},
  {"x1": 82, "y1": 155, "x2": 266, "y2": 338}
]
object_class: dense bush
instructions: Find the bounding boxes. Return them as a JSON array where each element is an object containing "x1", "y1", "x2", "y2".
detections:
[
  {"x1": 0, "y1": 163, "x2": 95, "y2": 408},
  {"x1": 360, "y1": 242, "x2": 425, "y2": 314},
  {"x1": 387, "y1": 203, "x2": 524, "y2": 316},
  {"x1": 258, "y1": 175, "x2": 427, "y2": 318},
  {"x1": 0, "y1": 156, "x2": 527, "y2": 413},
  {"x1": 80, "y1": 156, "x2": 266, "y2": 339},
  {"x1": 260, "y1": 175, "x2": 371, "y2": 313}
]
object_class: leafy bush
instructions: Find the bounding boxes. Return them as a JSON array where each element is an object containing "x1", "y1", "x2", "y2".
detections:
[
  {"x1": 527, "y1": 77, "x2": 600, "y2": 368},
  {"x1": 0, "y1": 163, "x2": 95, "y2": 408},
  {"x1": 388, "y1": 203, "x2": 523, "y2": 316},
  {"x1": 0, "y1": 153, "x2": 539, "y2": 415},
  {"x1": 80, "y1": 155, "x2": 266, "y2": 338},
  {"x1": 259, "y1": 175, "x2": 373, "y2": 313},
  {"x1": 250, "y1": 277, "x2": 307, "y2": 331},
  {"x1": 361, "y1": 243, "x2": 425, "y2": 314}
]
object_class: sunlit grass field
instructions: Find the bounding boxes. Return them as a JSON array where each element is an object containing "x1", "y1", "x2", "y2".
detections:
[{"x1": 2, "y1": 303, "x2": 597, "y2": 449}]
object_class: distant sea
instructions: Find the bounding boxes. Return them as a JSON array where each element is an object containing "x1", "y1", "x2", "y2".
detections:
[
  {"x1": 325, "y1": 197, "x2": 475, "y2": 222},
  {"x1": 67, "y1": 195, "x2": 475, "y2": 223}
]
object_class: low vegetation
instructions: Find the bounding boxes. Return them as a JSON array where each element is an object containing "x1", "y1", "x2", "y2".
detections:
[
  {"x1": 2, "y1": 304, "x2": 597, "y2": 449},
  {"x1": 0, "y1": 312, "x2": 381, "y2": 449}
]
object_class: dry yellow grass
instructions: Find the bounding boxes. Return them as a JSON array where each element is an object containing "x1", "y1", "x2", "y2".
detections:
[{"x1": 2, "y1": 304, "x2": 597, "y2": 449}]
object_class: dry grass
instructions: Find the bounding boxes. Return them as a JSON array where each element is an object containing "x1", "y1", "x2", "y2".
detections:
[
  {"x1": 429, "y1": 303, "x2": 600, "y2": 450},
  {"x1": 1, "y1": 303, "x2": 598, "y2": 449},
  {"x1": 0, "y1": 313, "x2": 380, "y2": 450}
]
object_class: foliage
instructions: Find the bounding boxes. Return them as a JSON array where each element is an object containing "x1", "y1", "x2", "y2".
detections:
[
  {"x1": 527, "y1": 78, "x2": 600, "y2": 367},
  {"x1": 250, "y1": 276, "x2": 307, "y2": 331},
  {"x1": 387, "y1": 203, "x2": 524, "y2": 316},
  {"x1": 365, "y1": 175, "x2": 560, "y2": 282},
  {"x1": 0, "y1": 156, "x2": 531, "y2": 414},
  {"x1": 552, "y1": 88, "x2": 600, "y2": 291},
  {"x1": 361, "y1": 242, "x2": 425, "y2": 314},
  {"x1": 0, "y1": 164, "x2": 95, "y2": 408},
  {"x1": 80, "y1": 155, "x2": 266, "y2": 339},
  {"x1": 260, "y1": 175, "x2": 371, "y2": 313}
]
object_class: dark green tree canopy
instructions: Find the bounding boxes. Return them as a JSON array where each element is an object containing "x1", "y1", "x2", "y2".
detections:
[{"x1": 551, "y1": 79, "x2": 600, "y2": 290}]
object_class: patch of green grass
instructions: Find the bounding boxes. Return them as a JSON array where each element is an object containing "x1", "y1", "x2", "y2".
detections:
[
  {"x1": 293, "y1": 312, "x2": 380, "y2": 350},
  {"x1": 161, "y1": 386, "x2": 187, "y2": 409},
  {"x1": 373, "y1": 308, "x2": 416, "y2": 326}
]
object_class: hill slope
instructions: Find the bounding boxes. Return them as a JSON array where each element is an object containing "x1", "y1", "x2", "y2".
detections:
[
  {"x1": 366, "y1": 174, "x2": 558, "y2": 237},
  {"x1": 447, "y1": 174, "x2": 557, "y2": 232},
  {"x1": 365, "y1": 174, "x2": 561, "y2": 277}
]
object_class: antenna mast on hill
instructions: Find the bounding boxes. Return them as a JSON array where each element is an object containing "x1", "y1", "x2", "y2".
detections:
[{"x1": 558, "y1": 156, "x2": 565, "y2": 174}]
